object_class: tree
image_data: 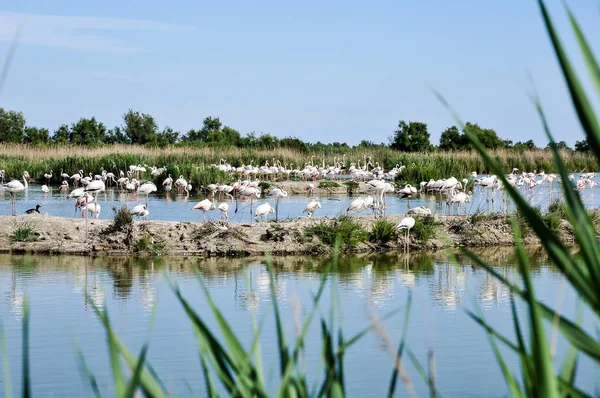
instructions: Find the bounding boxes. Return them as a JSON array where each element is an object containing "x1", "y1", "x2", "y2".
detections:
[
  {"x1": 0, "y1": 108, "x2": 26, "y2": 143},
  {"x1": 439, "y1": 126, "x2": 466, "y2": 150},
  {"x1": 155, "y1": 126, "x2": 179, "y2": 147},
  {"x1": 52, "y1": 124, "x2": 70, "y2": 144},
  {"x1": 546, "y1": 140, "x2": 571, "y2": 150},
  {"x1": 122, "y1": 110, "x2": 158, "y2": 145},
  {"x1": 389, "y1": 120, "x2": 432, "y2": 152},
  {"x1": 24, "y1": 127, "x2": 50, "y2": 145},
  {"x1": 464, "y1": 122, "x2": 503, "y2": 149},
  {"x1": 69, "y1": 117, "x2": 108, "y2": 146},
  {"x1": 105, "y1": 126, "x2": 130, "y2": 144},
  {"x1": 575, "y1": 139, "x2": 590, "y2": 152}
]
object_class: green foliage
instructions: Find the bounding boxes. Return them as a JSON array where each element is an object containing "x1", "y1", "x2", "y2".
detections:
[
  {"x1": 112, "y1": 206, "x2": 133, "y2": 231},
  {"x1": 258, "y1": 181, "x2": 271, "y2": 193},
  {"x1": 318, "y1": 181, "x2": 341, "y2": 189},
  {"x1": 437, "y1": 2, "x2": 600, "y2": 396},
  {"x1": 0, "y1": 108, "x2": 25, "y2": 143},
  {"x1": 389, "y1": 120, "x2": 432, "y2": 152},
  {"x1": 122, "y1": 109, "x2": 160, "y2": 145},
  {"x1": 10, "y1": 219, "x2": 39, "y2": 242},
  {"x1": 136, "y1": 232, "x2": 166, "y2": 255},
  {"x1": 305, "y1": 216, "x2": 368, "y2": 247},
  {"x1": 368, "y1": 218, "x2": 397, "y2": 244},
  {"x1": 411, "y1": 215, "x2": 440, "y2": 242},
  {"x1": 344, "y1": 181, "x2": 359, "y2": 195},
  {"x1": 574, "y1": 138, "x2": 590, "y2": 152},
  {"x1": 439, "y1": 125, "x2": 464, "y2": 150}
]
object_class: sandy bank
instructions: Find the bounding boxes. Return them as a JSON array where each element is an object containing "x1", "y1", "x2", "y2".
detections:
[{"x1": 0, "y1": 211, "x2": 577, "y2": 257}]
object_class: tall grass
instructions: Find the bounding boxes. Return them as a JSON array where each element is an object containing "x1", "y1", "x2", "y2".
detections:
[
  {"x1": 0, "y1": 144, "x2": 595, "y2": 186},
  {"x1": 437, "y1": 1, "x2": 600, "y2": 396}
]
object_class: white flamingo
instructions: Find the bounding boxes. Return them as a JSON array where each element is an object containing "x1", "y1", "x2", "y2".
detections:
[
  {"x1": 303, "y1": 200, "x2": 321, "y2": 218},
  {"x1": 218, "y1": 202, "x2": 229, "y2": 221},
  {"x1": 396, "y1": 216, "x2": 415, "y2": 252},
  {"x1": 192, "y1": 199, "x2": 216, "y2": 223},
  {"x1": 3, "y1": 173, "x2": 28, "y2": 216},
  {"x1": 254, "y1": 202, "x2": 274, "y2": 222}
]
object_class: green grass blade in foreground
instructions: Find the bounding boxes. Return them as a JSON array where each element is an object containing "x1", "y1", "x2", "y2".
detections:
[
  {"x1": 560, "y1": 305, "x2": 584, "y2": 387},
  {"x1": 89, "y1": 302, "x2": 168, "y2": 398},
  {"x1": 194, "y1": 271, "x2": 263, "y2": 396},
  {"x1": 566, "y1": 6, "x2": 600, "y2": 99},
  {"x1": 0, "y1": 321, "x2": 13, "y2": 398},
  {"x1": 388, "y1": 292, "x2": 413, "y2": 398},
  {"x1": 199, "y1": 347, "x2": 218, "y2": 398},
  {"x1": 74, "y1": 345, "x2": 102, "y2": 398},
  {"x1": 265, "y1": 257, "x2": 291, "y2": 378},
  {"x1": 462, "y1": 247, "x2": 600, "y2": 362},
  {"x1": 166, "y1": 279, "x2": 237, "y2": 395},
  {"x1": 531, "y1": 92, "x2": 600, "y2": 311},
  {"x1": 510, "y1": 300, "x2": 535, "y2": 396},
  {"x1": 434, "y1": 91, "x2": 597, "y2": 307},
  {"x1": 123, "y1": 344, "x2": 149, "y2": 398},
  {"x1": 22, "y1": 296, "x2": 30, "y2": 398},
  {"x1": 512, "y1": 220, "x2": 558, "y2": 398},
  {"x1": 101, "y1": 308, "x2": 127, "y2": 395},
  {"x1": 538, "y1": 0, "x2": 600, "y2": 158}
]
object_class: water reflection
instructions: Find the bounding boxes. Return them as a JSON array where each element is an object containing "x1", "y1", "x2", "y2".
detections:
[{"x1": 0, "y1": 246, "x2": 558, "y2": 318}]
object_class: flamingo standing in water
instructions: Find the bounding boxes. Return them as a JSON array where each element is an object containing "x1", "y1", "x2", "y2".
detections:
[
  {"x1": 396, "y1": 216, "x2": 415, "y2": 252},
  {"x1": 303, "y1": 200, "x2": 321, "y2": 218},
  {"x1": 268, "y1": 187, "x2": 288, "y2": 221},
  {"x1": 218, "y1": 202, "x2": 229, "y2": 221},
  {"x1": 3, "y1": 172, "x2": 28, "y2": 216},
  {"x1": 254, "y1": 202, "x2": 274, "y2": 222}
]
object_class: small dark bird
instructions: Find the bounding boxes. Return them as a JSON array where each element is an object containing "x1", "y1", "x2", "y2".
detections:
[{"x1": 25, "y1": 204, "x2": 41, "y2": 214}]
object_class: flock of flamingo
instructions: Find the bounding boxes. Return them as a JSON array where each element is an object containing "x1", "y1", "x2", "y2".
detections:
[{"x1": 0, "y1": 158, "x2": 596, "y2": 238}]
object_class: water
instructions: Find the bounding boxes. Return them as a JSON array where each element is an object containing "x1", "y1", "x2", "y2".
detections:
[
  {"x1": 0, "y1": 250, "x2": 596, "y2": 397},
  {"x1": 0, "y1": 174, "x2": 598, "y2": 222}
]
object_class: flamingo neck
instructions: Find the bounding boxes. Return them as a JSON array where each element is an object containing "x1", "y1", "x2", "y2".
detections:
[{"x1": 23, "y1": 176, "x2": 28, "y2": 189}]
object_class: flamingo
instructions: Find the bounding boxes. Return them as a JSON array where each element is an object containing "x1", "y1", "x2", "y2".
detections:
[
  {"x1": 407, "y1": 206, "x2": 432, "y2": 215},
  {"x1": 131, "y1": 204, "x2": 149, "y2": 220},
  {"x1": 192, "y1": 199, "x2": 216, "y2": 222},
  {"x1": 44, "y1": 170, "x2": 53, "y2": 185},
  {"x1": 137, "y1": 182, "x2": 157, "y2": 208},
  {"x1": 346, "y1": 197, "x2": 366, "y2": 215},
  {"x1": 254, "y1": 202, "x2": 274, "y2": 222},
  {"x1": 268, "y1": 188, "x2": 288, "y2": 221},
  {"x1": 218, "y1": 202, "x2": 229, "y2": 221},
  {"x1": 41, "y1": 185, "x2": 49, "y2": 194},
  {"x1": 396, "y1": 216, "x2": 415, "y2": 252},
  {"x1": 86, "y1": 203, "x2": 101, "y2": 219},
  {"x1": 3, "y1": 172, "x2": 28, "y2": 216},
  {"x1": 303, "y1": 200, "x2": 321, "y2": 218},
  {"x1": 59, "y1": 181, "x2": 69, "y2": 193}
]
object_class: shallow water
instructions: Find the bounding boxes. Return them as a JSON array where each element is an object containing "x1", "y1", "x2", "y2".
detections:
[
  {"x1": 0, "y1": 174, "x2": 597, "y2": 222},
  {"x1": 0, "y1": 250, "x2": 596, "y2": 397}
]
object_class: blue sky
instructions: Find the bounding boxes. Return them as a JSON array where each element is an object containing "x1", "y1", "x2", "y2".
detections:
[{"x1": 0, "y1": 1, "x2": 599, "y2": 146}]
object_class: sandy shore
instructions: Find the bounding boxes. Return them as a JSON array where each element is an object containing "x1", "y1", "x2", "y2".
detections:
[{"x1": 0, "y1": 211, "x2": 576, "y2": 257}]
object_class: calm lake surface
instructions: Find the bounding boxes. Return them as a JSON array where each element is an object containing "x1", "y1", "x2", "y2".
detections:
[
  {"x1": 0, "y1": 249, "x2": 596, "y2": 397},
  {"x1": 1, "y1": 173, "x2": 598, "y2": 221}
]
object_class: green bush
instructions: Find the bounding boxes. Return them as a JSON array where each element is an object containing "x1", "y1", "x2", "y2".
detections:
[
  {"x1": 112, "y1": 206, "x2": 133, "y2": 231},
  {"x1": 305, "y1": 215, "x2": 367, "y2": 247},
  {"x1": 136, "y1": 231, "x2": 166, "y2": 255},
  {"x1": 368, "y1": 218, "x2": 397, "y2": 244},
  {"x1": 411, "y1": 214, "x2": 440, "y2": 242},
  {"x1": 318, "y1": 181, "x2": 341, "y2": 189},
  {"x1": 11, "y1": 219, "x2": 39, "y2": 242}
]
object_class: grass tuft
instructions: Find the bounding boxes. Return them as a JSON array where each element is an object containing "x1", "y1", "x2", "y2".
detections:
[
  {"x1": 369, "y1": 218, "x2": 397, "y2": 244},
  {"x1": 305, "y1": 216, "x2": 368, "y2": 247},
  {"x1": 11, "y1": 219, "x2": 39, "y2": 242}
]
